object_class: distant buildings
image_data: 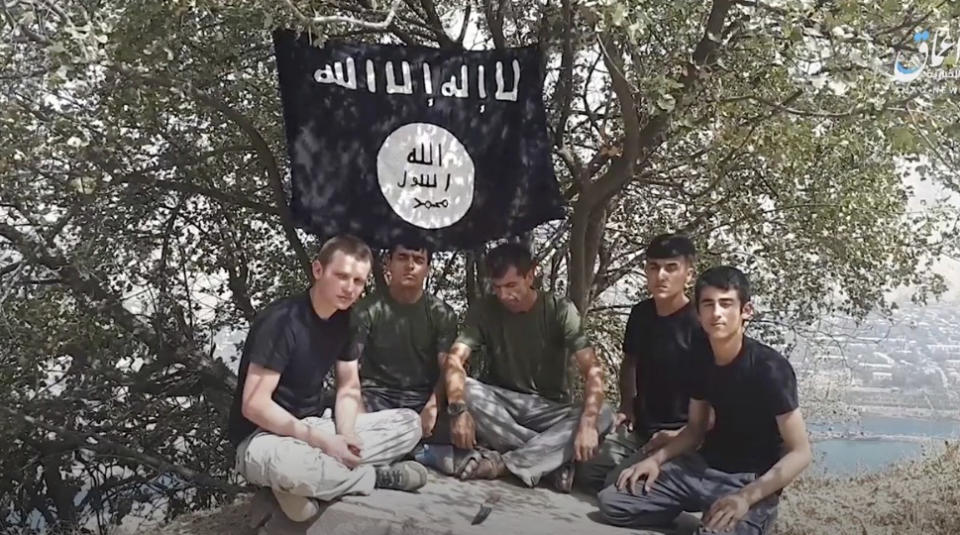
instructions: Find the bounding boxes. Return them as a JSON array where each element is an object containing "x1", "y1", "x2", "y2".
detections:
[{"x1": 792, "y1": 302, "x2": 960, "y2": 411}]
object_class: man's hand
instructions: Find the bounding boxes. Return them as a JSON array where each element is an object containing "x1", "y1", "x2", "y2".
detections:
[
  {"x1": 573, "y1": 425, "x2": 600, "y2": 461},
  {"x1": 341, "y1": 431, "x2": 364, "y2": 455},
  {"x1": 616, "y1": 457, "x2": 660, "y2": 496},
  {"x1": 640, "y1": 428, "x2": 680, "y2": 454},
  {"x1": 613, "y1": 407, "x2": 634, "y2": 431},
  {"x1": 318, "y1": 434, "x2": 364, "y2": 468},
  {"x1": 702, "y1": 493, "x2": 750, "y2": 532},
  {"x1": 420, "y1": 404, "x2": 439, "y2": 438},
  {"x1": 451, "y1": 412, "x2": 477, "y2": 450}
]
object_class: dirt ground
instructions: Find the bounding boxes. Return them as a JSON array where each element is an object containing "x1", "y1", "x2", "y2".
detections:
[{"x1": 146, "y1": 443, "x2": 960, "y2": 535}]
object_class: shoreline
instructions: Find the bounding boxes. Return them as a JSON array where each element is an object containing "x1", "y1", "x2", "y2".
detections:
[{"x1": 853, "y1": 404, "x2": 960, "y2": 421}]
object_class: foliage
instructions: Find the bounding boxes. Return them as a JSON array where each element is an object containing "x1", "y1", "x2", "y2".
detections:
[{"x1": 1, "y1": 0, "x2": 958, "y2": 531}]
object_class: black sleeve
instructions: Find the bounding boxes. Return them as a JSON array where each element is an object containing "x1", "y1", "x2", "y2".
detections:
[
  {"x1": 243, "y1": 306, "x2": 293, "y2": 372},
  {"x1": 346, "y1": 302, "x2": 372, "y2": 361},
  {"x1": 621, "y1": 304, "x2": 646, "y2": 355},
  {"x1": 760, "y1": 354, "x2": 799, "y2": 416},
  {"x1": 687, "y1": 356, "x2": 707, "y2": 400}
]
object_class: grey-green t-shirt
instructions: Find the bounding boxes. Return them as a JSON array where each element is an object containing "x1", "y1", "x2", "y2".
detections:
[
  {"x1": 349, "y1": 291, "x2": 458, "y2": 393},
  {"x1": 455, "y1": 291, "x2": 590, "y2": 403}
]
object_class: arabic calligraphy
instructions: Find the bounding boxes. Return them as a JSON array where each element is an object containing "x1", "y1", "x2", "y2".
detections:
[
  {"x1": 414, "y1": 198, "x2": 450, "y2": 209},
  {"x1": 894, "y1": 28, "x2": 960, "y2": 83},
  {"x1": 398, "y1": 171, "x2": 452, "y2": 191},
  {"x1": 315, "y1": 58, "x2": 522, "y2": 102},
  {"x1": 377, "y1": 122, "x2": 475, "y2": 229}
]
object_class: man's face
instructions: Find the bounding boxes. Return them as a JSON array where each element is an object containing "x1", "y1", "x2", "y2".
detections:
[
  {"x1": 311, "y1": 251, "x2": 371, "y2": 310},
  {"x1": 387, "y1": 246, "x2": 429, "y2": 290},
  {"x1": 644, "y1": 256, "x2": 693, "y2": 301},
  {"x1": 490, "y1": 266, "x2": 535, "y2": 313},
  {"x1": 697, "y1": 286, "x2": 752, "y2": 340}
]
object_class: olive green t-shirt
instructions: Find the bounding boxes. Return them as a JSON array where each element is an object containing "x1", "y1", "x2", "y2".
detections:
[
  {"x1": 349, "y1": 291, "x2": 458, "y2": 393},
  {"x1": 455, "y1": 291, "x2": 590, "y2": 403}
]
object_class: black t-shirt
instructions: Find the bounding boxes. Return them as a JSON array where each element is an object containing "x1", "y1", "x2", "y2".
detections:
[
  {"x1": 622, "y1": 299, "x2": 702, "y2": 435},
  {"x1": 226, "y1": 292, "x2": 355, "y2": 447},
  {"x1": 690, "y1": 336, "x2": 799, "y2": 474}
]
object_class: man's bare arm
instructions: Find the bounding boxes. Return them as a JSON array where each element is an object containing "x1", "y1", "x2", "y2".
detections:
[
  {"x1": 334, "y1": 360, "x2": 363, "y2": 437},
  {"x1": 738, "y1": 409, "x2": 811, "y2": 505},
  {"x1": 574, "y1": 347, "x2": 605, "y2": 429},
  {"x1": 416, "y1": 352, "x2": 448, "y2": 437},
  {"x1": 241, "y1": 363, "x2": 331, "y2": 448},
  {"x1": 445, "y1": 342, "x2": 477, "y2": 449},
  {"x1": 646, "y1": 399, "x2": 712, "y2": 465},
  {"x1": 444, "y1": 343, "x2": 472, "y2": 403}
]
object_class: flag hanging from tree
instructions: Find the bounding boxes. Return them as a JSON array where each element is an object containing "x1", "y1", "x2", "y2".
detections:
[{"x1": 272, "y1": 29, "x2": 566, "y2": 250}]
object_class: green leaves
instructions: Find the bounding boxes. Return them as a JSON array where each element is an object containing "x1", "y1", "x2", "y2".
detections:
[
  {"x1": 1, "y1": 0, "x2": 958, "y2": 531},
  {"x1": 889, "y1": 125, "x2": 919, "y2": 154},
  {"x1": 656, "y1": 92, "x2": 676, "y2": 111}
]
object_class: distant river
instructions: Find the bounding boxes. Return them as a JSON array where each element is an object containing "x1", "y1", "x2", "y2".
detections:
[{"x1": 810, "y1": 415, "x2": 960, "y2": 477}]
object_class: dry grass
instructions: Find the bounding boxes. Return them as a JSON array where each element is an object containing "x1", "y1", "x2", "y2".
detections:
[{"x1": 778, "y1": 442, "x2": 960, "y2": 535}]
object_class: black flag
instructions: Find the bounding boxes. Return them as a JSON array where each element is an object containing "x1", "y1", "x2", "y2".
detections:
[{"x1": 272, "y1": 29, "x2": 566, "y2": 250}]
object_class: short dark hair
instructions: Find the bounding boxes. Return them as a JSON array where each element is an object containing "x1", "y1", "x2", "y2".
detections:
[
  {"x1": 313, "y1": 235, "x2": 373, "y2": 267},
  {"x1": 646, "y1": 233, "x2": 696, "y2": 263},
  {"x1": 695, "y1": 266, "x2": 751, "y2": 308},
  {"x1": 485, "y1": 242, "x2": 535, "y2": 279},
  {"x1": 388, "y1": 242, "x2": 432, "y2": 264}
]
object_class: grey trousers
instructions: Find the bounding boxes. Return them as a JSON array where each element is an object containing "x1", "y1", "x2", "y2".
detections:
[
  {"x1": 362, "y1": 385, "x2": 432, "y2": 412},
  {"x1": 464, "y1": 377, "x2": 614, "y2": 486},
  {"x1": 597, "y1": 453, "x2": 779, "y2": 534},
  {"x1": 235, "y1": 408, "x2": 421, "y2": 502},
  {"x1": 575, "y1": 426, "x2": 649, "y2": 492},
  {"x1": 362, "y1": 385, "x2": 452, "y2": 445}
]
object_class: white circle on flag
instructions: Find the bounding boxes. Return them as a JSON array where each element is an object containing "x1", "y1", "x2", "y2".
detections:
[{"x1": 376, "y1": 122, "x2": 475, "y2": 229}]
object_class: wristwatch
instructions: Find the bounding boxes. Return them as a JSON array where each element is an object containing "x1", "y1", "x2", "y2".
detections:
[{"x1": 447, "y1": 401, "x2": 468, "y2": 417}]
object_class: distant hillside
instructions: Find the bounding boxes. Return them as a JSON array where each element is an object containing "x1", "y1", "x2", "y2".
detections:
[{"x1": 779, "y1": 442, "x2": 960, "y2": 534}]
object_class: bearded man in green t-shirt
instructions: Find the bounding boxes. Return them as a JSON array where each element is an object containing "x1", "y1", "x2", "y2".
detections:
[
  {"x1": 444, "y1": 242, "x2": 613, "y2": 492},
  {"x1": 349, "y1": 243, "x2": 458, "y2": 441}
]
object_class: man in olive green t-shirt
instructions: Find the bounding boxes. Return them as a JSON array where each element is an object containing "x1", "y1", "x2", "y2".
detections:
[
  {"x1": 444, "y1": 243, "x2": 613, "y2": 492},
  {"x1": 350, "y1": 244, "x2": 458, "y2": 441}
]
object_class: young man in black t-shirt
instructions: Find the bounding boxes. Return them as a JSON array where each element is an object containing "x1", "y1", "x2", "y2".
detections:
[
  {"x1": 227, "y1": 236, "x2": 427, "y2": 523},
  {"x1": 598, "y1": 266, "x2": 811, "y2": 534},
  {"x1": 578, "y1": 233, "x2": 703, "y2": 492}
]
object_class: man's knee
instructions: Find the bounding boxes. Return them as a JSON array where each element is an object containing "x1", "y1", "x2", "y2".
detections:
[
  {"x1": 464, "y1": 377, "x2": 484, "y2": 397},
  {"x1": 390, "y1": 408, "x2": 422, "y2": 438},
  {"x1": 464, "y1": 379, "x2": 495, "y2": 411},
  {"x1": 597, "y1": 484, "x2": 679, "y2": 528},
  {"x1": 597, "y1": 486, "x2": 640, "y2": 527}
]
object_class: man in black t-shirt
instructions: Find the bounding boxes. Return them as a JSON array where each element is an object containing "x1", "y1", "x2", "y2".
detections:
[
  {"x1": 578, "y1": 233, "x2": 703, "y2": 492},
  {"x1": 598, "y1": 266, "x2": 812, "y2": 535},
  {"x1": 227, "y1": 236, "x2": 427, "y2": 523}
]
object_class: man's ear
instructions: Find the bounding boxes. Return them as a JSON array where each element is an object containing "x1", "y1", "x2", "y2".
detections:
[
  {"x1": 741, "y1": 301, "x2": 755, "y2": 322},
  {"x1": 311, "y1": 259, "x2": 324, "y2": 282},
  {"x1": 524, "y1": 263, "x2": 538, "y2": 286}
]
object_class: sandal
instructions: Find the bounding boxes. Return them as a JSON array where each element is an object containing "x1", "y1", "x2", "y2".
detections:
[{"x1": 457, "y1": 449, "x2": 506, "y2": 480}]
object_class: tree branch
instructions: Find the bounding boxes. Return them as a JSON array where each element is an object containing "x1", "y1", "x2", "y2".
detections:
[
  {"x1": 0, "y1": 221, "x2": 237, "y2": 395},
  {"x1": 0, "y1": 404, "x2": 241, "y2": 493},
  {"x1": 191, "y1": 92, "x2": 312, "y2": 279},
  {"x1": 284, "y1": 0, "x2": 402, "y2": 30},
  {"x1": 482, "y1": 0, "x2": 506, "y2": 49},
  {"x1": 418, "y1": 0, "x2": 457, "y2": 47}
]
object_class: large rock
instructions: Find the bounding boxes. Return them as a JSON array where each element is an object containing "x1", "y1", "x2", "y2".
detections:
[{"x1": 246, "y1": 473, "x2": 700, "y2": 535}]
